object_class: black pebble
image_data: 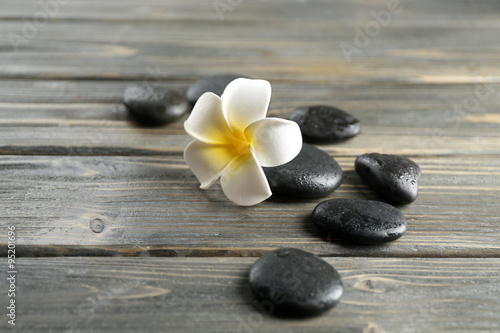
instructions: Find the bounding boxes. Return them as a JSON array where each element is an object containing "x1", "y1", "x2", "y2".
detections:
[
  {"x1": 355, "y1": 153, "x2": 421, "y2": 204},
  {"x1": 185, "y1": 74, "x2": 248, "y2": 104},
  {"x1": 263, "y1": 143, "x2": 342, "y2": 198},
  {"x1": 312, "y1": 199, "x2": 407, "y2": 244},
  {"x1": 289, "y1": 105, "x2": 361, "y2": 143},
  {"x1": 124, "y1": 86, "x2": 189, "y2": 125},
  {"x1": 248, "y1": 248, "x2": 343, "y2": 317}
]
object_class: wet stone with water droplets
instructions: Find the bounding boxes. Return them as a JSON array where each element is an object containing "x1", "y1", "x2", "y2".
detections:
[
  {"x1": 248, "y1": 248, "x2": 343, "y2": 317},
  {"x1": 263, "y1": 143, "x2": 343, "y2": 198},
  {"x1": 124, "y1": 86, "x2": 189, "y2": 125},
  {"x1": 312, "y1": 199, "x2": 407, "y2": 244},
  {"x1": 185, "y1": 74, "x2": 249, "y2": 104},
  {"x1": 355, "y1": 153, "x2": 421, "y2": 204},
  {"x1": 289, "y1": 105, "x2": 361, "y2": 143}
]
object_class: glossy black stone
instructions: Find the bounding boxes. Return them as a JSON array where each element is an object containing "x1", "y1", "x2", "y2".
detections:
[
  {"x1": 312, "y1": 199, "x2": 407, "y2": 244},
  {"x1": 355, "y1": 153, "x2": 421, "y2": 204},
  {"x1": 124, "y1": 86, "x2": 189, "y2": 125},
  {"x1": 185, "y1": 74, "x2": 248, "y2": 104},
  {"x1": 248, "y1": 248, "x2": 343, "y2": 317},
  {"x1": 289, "y1": 105, "x2": 361, "y2": 143},
  {"x1": 263, "y1": 144, "x2": 342, "y2": 198}
]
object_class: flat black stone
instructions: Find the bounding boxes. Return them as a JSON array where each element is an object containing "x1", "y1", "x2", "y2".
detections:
[
  {"x1": 124, "y1": 86, "x2": 189, "y2": 125},
  {"x1": 289, "y1": 105, "x2": 361, "y2": 143},
  {"x1": 248, "y1": 248, "x2": 343, "y2": 317},
  {"x1": 185, "y1": 74, "x2": 248, "y2": 104},
  {"x1": 355, "y1": 153, "x2": 421, "y2": 204},
  {"x1": 263, "y1": 143, "x2": 342, "y2": 198},
  {"x1": 312, "y1": 199, "x2": 407, "y2": 244}
]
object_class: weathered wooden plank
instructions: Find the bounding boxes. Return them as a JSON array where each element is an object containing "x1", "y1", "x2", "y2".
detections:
[
  {"x1": 1, "y1": 154, "x2": 499, "y2": 257},
  {"x1": 2, "y1": 123, "x2": 499, "y2": 156},
  {"x1": 3, "y1": 257, "x2": 500, "y2": 332},
  {"x1": 1, "y1": 0, "x2": 500, "y2": 81},
  {"x1": 0, "y1": 80, "x2": 498, "y2": 156},
  {"x1": 4, "y1": 0, "x2": 499, "y2": 22},
  {"x1": 0, "y1": 1, "x2": 498, "y2": 331},
  {"x1": 3, "y1": 80, "x2": 499, "y2": 106}
]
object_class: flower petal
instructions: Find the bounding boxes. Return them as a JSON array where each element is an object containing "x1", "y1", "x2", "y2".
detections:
[
  {"x1": 220, "y1": 152, "x2": 272, "y2": 206},
  {"x1": 222, "y1": 78, "x2": 271, "y2": 139},
  {"x1": 245, "y1": 118, "x2": 303, "y2": 167},
  {"x1": 184, "y1": 140, "x2": 239, "y2": 189},
  {"x1": 184, "y1": 92, "x2": 234, "y2": 144}
]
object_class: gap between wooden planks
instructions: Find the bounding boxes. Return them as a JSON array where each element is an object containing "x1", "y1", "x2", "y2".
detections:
[{"x1": 1, "y1": 154, "x2": 499, "y2": 258}]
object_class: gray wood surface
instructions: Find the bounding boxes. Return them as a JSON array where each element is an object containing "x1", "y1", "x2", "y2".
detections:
[
  {"x1": 1, "y1": 0, "x2": 499, "y2": 331},
  {"x1": 0, "y1": 80, "x2": 499, "y2": 156},
  {"x1": 1, "y1": 0, "x2": 500, "y2": 81},
  {"x1": 2, "y1": 257, "x2": 499, "y2": 333},
  {"x1": 2, "y1": 154, "x2": 500, "y2": 258}
]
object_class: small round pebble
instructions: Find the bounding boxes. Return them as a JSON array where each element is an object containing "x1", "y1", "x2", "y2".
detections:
[
  {"x1": 355, "y1": 153, "x2": 421, "y2": 204},
  {"x1": 124, "y1": 86, "x2": 189, "y2": 125},
  {"x1": 263, "y1": 143, "x2": 342, "y2": 198},
  {"x1": 312, "y1": 199, "x2": 407, "y2": 244},
  {"x1": 249, "y1": 248, "x2": 343, "y2": 317},
  {"x1": 185, "y1": 74, "x2": 248, "y2": 104},
  {"x1": 289, "y1": 105, "x2": 361, "y2": 143}
]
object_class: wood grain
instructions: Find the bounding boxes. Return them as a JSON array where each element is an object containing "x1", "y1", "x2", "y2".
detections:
[
  {"x1": 0, "y1": 80, "x2": 498, "y2": 156},
  {"x1": 2, "y1": 154, "x2": 499, "y2": 257},
  {"x1": 3, "y1": 257, "x2": 499, "y2": 332},
  {"x1": 1, "y1": 0, "x2": 500, "y2": 331},
  {"x1": 1, "y1": 0, "x2": 500, "y2": 82}
]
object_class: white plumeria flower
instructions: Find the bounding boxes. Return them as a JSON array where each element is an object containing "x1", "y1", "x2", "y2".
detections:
[{"x1": 184, "y1": 78, "x2": 303, "y2": 206}]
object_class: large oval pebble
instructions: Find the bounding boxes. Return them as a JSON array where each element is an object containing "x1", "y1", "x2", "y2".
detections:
[
  {"x1": 249, "y1": 248, "x2": 343, "y2": 317},
  {"x1": 185, "y1": 74, "x2": 248, "y2": 104},
  {"x1": 263, "y1": 143, "x2": 342, "y2": 198},
  {"x1": 124, "y1": 86, "x2": 189, "y2": 125},
  {"x1": 312, "y1": 199, "x2": 407, "y2": 244},
  {"x1": 355, "y1": 153, "x2": 421, "y2": 204},
  {"x1": 289, "y1": 105, "x2": 361, "y2": 143}
]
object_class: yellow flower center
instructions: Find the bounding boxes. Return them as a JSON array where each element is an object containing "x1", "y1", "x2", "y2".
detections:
[{"x1": 228, "y1": 134, "x2": 251, "y2": 156}]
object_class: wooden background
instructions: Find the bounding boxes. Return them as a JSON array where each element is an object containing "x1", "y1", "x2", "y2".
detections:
[{"x1": 1, "y1": 0, "x2": 499, "y2": 331}]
